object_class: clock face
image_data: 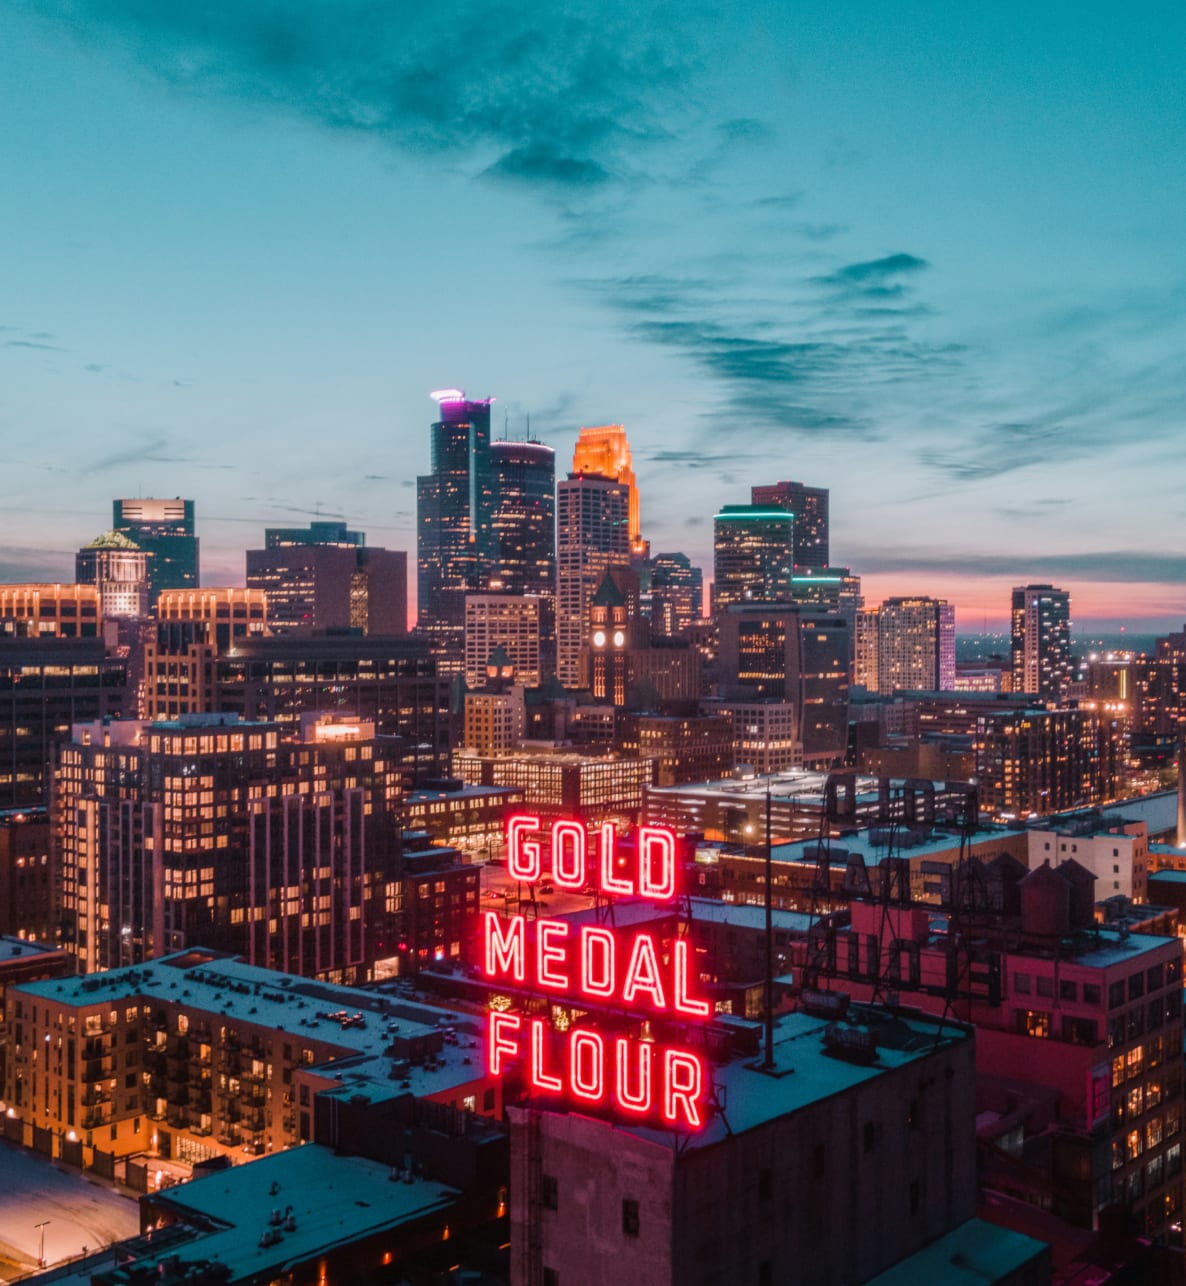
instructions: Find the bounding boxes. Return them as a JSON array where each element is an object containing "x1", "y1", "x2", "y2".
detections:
[
  {"x1": 612, "y1": 630, "x2": 626, "y2": 647},
  {"x1": 592, "y1": 630, "x2": 607, "y2": 648}
]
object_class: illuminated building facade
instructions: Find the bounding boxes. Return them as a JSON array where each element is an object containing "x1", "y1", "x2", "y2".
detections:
[
  {"x1": 211, "y1": 634, "x2": 450, "y2": 782},
  {"x1": 616, "y1": 714, "x2": 734, "y2": 786},
  {"x1": 647, "y1": 551, "x2": 703, "y2": 636},
  {"x1": 246, "y1": 533, "x2": 406, "y2": 636},
  {"x1": 556, "y1": 472, "x2": 630, "y2": 687},
  {"x1": 1011, "y1": 584, "x2": 1072, "y2": 699},
  {"x1": 0, "y1": 638, "x2": 129, "y2": 808},
  {"x1": 571, "y1": 424, "x2": 645, "y2": 555},
  {"x1": 465, "y1": 594, "x2": 541, "y2": 688},
  {"x1": 1028, "y1": 815, "x2": 1149, "y2": 901},
  {"x1": 75, "y1": 530, "x2": 150, "y2": 619},
  {"x1": 712, "y1": 506, "x2": 793, "y2": 611},
  {"x1": 876, "y1": 596, "x2": 956, "y2": 694},
  {"x1": 112, "y1": 498, "x2": 199, "y2": 606},
  {"x1": 717, "y1": 606, "x2": 849, "y2": 765},
  {"x1": 464, "y1": 689, "x2": 527, "y2": 753},
  {"x1": 490, "y1": 438, "x2": 556, "y2": 641},
  {"x1": 3, "y1": 949, "x2": 499, "y2": 1167},
  {"x1": 144, "y1": 588, "x2": 269, "y2": 720},
  {"x1": 57, "y1": 714, "x2": 406, "y2": 980},
  {"x1": 702, "y1": 700, "x2": 802, "y2": 774},
  {"x1": 416, "y1": 391, "x2": 498, "y2": 668},
  {"x1": 0, "y1": 584, "x2": 102, "y2": 639},
  {"x1": 403, "y1": 782, "x2": 525, "y2": 861},
  {"x1": 853, "y1": 606, "x2": 880, "y2": 689},
  {"x1": 0, "y1": 807, "x2": 55, "y2": 942},
  {"x1": 976, "y1": 707, "x2": 1122, "y2": 817},
  {"x1": 750, "y1": 479, "x2": 830, "y2": 569},
  {"x1": 452, "y1": 748, "x2": 657, "y2": 823}
]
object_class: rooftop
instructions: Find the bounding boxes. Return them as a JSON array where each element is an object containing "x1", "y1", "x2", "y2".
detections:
[
  {"x1": 14, "y1": 951, "x2": 487, "y2": 1103},
  {"x1": 137, "y1": 1144, "x2": 458, "y2": 1281},
  {"x1": 865, "y1": 1217, "x2": 1048, "y2": 1285}
]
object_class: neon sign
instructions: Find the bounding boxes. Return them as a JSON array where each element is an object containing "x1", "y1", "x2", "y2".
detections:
[{"x1": 484, "y1": 816, "x2": 710, "y2": 1128}]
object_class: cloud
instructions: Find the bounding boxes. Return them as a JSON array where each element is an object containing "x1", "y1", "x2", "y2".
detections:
[
  {"x1": 23, "y1": 0, "x2": 705, "y2": 190},
  {"x1": 87, "y1": 433, "x2": 187, "y2": 472},
  {"x1": 5, "y1": 339, "x2": 66, "y2": 351},
  {"x1": 849, "y1": 546, "x2": 1186, "y2": 584}
]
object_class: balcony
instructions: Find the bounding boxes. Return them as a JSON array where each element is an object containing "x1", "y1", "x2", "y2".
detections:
[
  {"x1": 82, "y1": 1109, "x2": 108, "y2": 1130},
  {"x1": 81, "y1": 1085, "x2": 111, "y2": 1108},
  {"x1": 81, "y1": 1037, "x2": 111, "y2": 1061},
  {"x1": 81, "y1": 1059, "x2": 114, "y2": 1084}
]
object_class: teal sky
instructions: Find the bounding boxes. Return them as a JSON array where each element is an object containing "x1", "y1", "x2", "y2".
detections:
[{"x1": 2, "y1": 1, "x2": 1183, "y2": 629}]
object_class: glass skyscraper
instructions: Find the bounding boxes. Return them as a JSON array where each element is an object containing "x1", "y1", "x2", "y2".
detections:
[
  {"x1": 416, "y1": 391, "x2": 497, "y2": 669},
  {"x1": 112, "y1": 498, "x2": 199, "y2": 605}
]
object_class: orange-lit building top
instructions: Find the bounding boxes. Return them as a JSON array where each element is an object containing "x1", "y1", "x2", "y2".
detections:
[{"x1": 572, "y1": 424, "x2": 645, "y2": 555}]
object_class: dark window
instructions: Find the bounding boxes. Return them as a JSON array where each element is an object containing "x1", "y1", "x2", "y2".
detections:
[
  {"x1": 863, "y1": 1122, "x2": 876, "y2": 1154},
  {"x1": 1148, "y1": 964, "x2": 1165, "y2": 992},
  {"x1": 910, "y1": 1181, "x2": 920, "y2": 1215},
  {"x1": 813, "y1": 1143, "x2": 825, "y2": 1176},
  {"x1": 758, "y1": 1168, "x2": 772, "y2": 1201},
  {"x1": 1109, "y1": 981, "x2": 1126, "y2": 1009},
  {"x1": 483, "y1": 1088, "x2": 496, "y2": 1111},
  {"x1": 759, "y1": 1264, "x2": 772, "y2": 1286},
  {"x1": 1130, "y1": 973, "x2": 1145, "y2": 1001},
  {"x1": 622, "y1": 1199, "x2": 640, "y2": 1237},
  {"x1": 542, "y1": 1174, "x2": 559, "y2": 1211},
  {"x1": 543, "y1": 1270, "x2": 560, "y2": 1286},
  {"x1": 1084, "y1": 984, "x2": 1102, "y2": 1005},
  {"x1": 1059, "y1": 979, "x2": 1077, "y2": 1002}
]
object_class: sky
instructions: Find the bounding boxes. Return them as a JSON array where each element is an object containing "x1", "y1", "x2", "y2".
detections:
[{"x1": 2, "y1": 1, "x2": 1183, "y2": 632}]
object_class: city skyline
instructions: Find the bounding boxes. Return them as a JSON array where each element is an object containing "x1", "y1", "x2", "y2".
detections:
[{"x1": 3, "y1": 3, "x2": 1183, "y2": 630}]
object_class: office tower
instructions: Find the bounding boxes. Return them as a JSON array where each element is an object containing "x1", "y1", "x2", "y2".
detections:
[
  {"x1": 0, "y1": 583, "x2": 102, "y2": 638},
  {"x1": 464, "y1": 594, "x2": 541, "y2": 688},
  {"x1": 490, "y1": 437, "x2": 556, "y2": 601},
  {"x1": 1011, "y1": 583, "x2": 1072, "y2": 699},
  {"x1": 751, "y1": 480, "x2": 829, "y2": 569},
  {"x1": 0, "y1": 638, "x2": 128, "y2": 808},
  {"x1": 790, "y1": 566, "x2": 862, "y2": 658},
  {"x1": 717, "y1": 604, "x2": 849, "y2": 765},
  {"x1": 648, "y1": 552, "x2": 703, "y2": 636},
  {"x1": 76, "y1": 530, "x2": 151, "y2": 619},
  {"x1": 246, "y1": 524, "x2": 406, "y2": 635},
  {"x1": 416, "y1": 390, "x2": 497, "y2": 667},
  {"x1": 264, "y1": 520, "x2": 363, "y2": 548},
  {"x1": 556, "y1": 472, "x2": 630, "y2": 687},
  {"x1": 213, "y1": 634, "x2": 450, "y2": 783},
  {"x1": 876, "y1": 596, "x2": 956, "y2": 694},
  {"x1": 572, "y1": 424, "x2": 646, "y2": 555},
  {"x1": 143, "y1": 588, "x2": 269, "y2": 719},
  {"x1": 712, "y1": 505, "x2": 794, "y2": 611},
  {"x1": 112, "y1": 498, "x2": 199, "y2": 604},
  {"x1": 57, "y1": 714, "x2": 406, "y2": 979}
]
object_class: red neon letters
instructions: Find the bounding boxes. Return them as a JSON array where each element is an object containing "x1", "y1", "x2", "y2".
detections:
[{"x1": 487, "y1": 814, "x2": 709, "y2": 1130}]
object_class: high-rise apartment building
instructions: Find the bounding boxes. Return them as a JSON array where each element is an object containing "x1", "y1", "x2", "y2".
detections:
[
  {"x1": 876, "y1": 597, "x2": 956, "y2": 694},
  {"x1": 464, "y1": 594, "x2": 541, "y2": 688},
  {"x1": 571, "y1": 424, "x2": 645, "y2": 555},
  {"x1": 246, "y1": 523, "x2": 406, "y2": 636},
  {"x1": 853, "y1": 607, "x2": 880, "y2": 690},
  {"x1": 76, "y1": 531, "x2": 151, "y2": 619},
  {"x1": 416, "y1": 390, "x2": 497, "y2": 667},
  {"x1": 112, "y1": 498, "x2": 199, "y2": 604},
  {"x1": 712, "y1": 506, "x2": 794, "y2": 612},
  {"x1": 57, "y1": 714, "x2": 406, "y2": 980},
  {"x1": 750, "y1": 480, "x2": 829, "y2": 569},
  {"x1": 1011, "y1": 583, "x2": 1072, "y2": 699},
  {"x1": 648, "y1": 552, "x2": 703, "y2": 636},
  {"x1": 556, "y1": 472, "x2": 630, "y2": 687}
]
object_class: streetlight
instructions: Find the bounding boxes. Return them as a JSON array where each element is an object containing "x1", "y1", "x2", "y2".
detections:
[{"x1": 35, "y1": 1220, "x2": 50, "y2": 1267}]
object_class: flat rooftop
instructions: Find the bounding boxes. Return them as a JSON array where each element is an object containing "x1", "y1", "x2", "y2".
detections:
[
  {"x1": 14, "y1": 951, "x2": 486, "y2": 1102},
  {"x1": 865, "y1": 1216, "x2": 1048, "y2": 1285},
  {"x1": 621, "y1": 1006, "x2": 972, "y2": 1150},
  {"x1": 0, "y1": 935, "x2": 70, "y2": 964},
  {"x1": 136, "y1": 1144, "x2": 458, "y2": 1281}
]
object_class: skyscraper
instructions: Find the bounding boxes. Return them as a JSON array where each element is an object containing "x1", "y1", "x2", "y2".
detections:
[
  {"x1": 648, "y1": 552, "x2": 703, "y2": 636},
  {"x1": 246, "y1": 523, "x2": 406, "y2": 636},
  {"x1": 416, "y1": 390, "x2": 497, "y2": 667},
  {"x1": 712, "y1": 505, "x2": 794, "y2": 612},
  {"x1": 464, "y1": 594, "x2": 541, "y2": 689},
  {"x1": 750, "y1": 480, "x2": 829, "y2": 569},
  {"x1": 556, "y1": 472, "x2": 630, "y2": 687},
  {"x1": 1011, "y1": 584, "x2": 1072, "y2": 699},
  {"x1": 876, "y1": 596, "x2": 956, "y2": 694},
  {"x1": 490, "y1": 439, "x2": 556, "y2": 660},
  {"x1": 112, "y1": 498, "x2": 199, "y2": 604},
  {"x1": 571, "y1": 424, "x2": 646, "y2": 555},
  {"x1": 75, "y1": 530, "x2": 151, "y2": 619}
]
